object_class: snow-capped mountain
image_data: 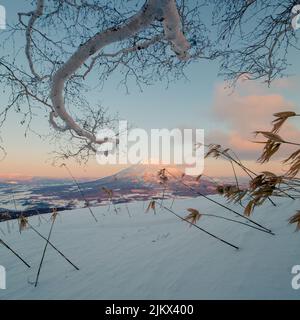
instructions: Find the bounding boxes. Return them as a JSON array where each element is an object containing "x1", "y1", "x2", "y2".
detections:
[{"x1": 0, "y1": 164, "x2": 218, "y2": 213}]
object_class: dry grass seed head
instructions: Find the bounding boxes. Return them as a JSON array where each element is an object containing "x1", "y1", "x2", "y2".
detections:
[
  {"x1": 51, "y1": 208, "x2": 58, "y2": 221},
  {"x1": 185, "y1": 208, "x2": 202, "y2": 226},
  {"x1": 222, "y1": 185, "x2": 246, "y2": 203},
  {"x1": 146, "y1": 200, "x2": 156, "y2": 214},
  {"x1": 205, "y1": 144, "x2": 222, "y2": 159},
  {"x1": 244, "y1": 200, "x2": 256, "y2": 217},
  {"x1": 195, "y1": 174, "x2": 202, "y2": 182},
  {"x1": 288, "y1": 211, "x2": 300, "y2": 232},
  {"x1": 258, "y1": 141, "x2": 281, "y2": 163},
  {"x1": 255, "y1": 131, "x2": 285, "y2": 143},
  {"x1": 283, "y1": 149, "x2": 300, "y2": 177},
  {"x1": 272, "y1": 111, "x2": 296, "y2": 133},
  {"x1": 216, "y1": 185, "x2": 224, "y2": 194},
  {"x1": 19, "y1": 215, "x2": 29, "y2": 232},
  {"x1": 158, "y1": 168, "x2": 168, "y2": 184},
  {"x1": 102, "y1": 187, "x2": 113, "y2": 198}
]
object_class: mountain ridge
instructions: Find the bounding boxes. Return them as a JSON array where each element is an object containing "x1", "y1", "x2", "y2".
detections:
[{"x1": 0, "y1": 164, "x2": 218, "y2": 213}]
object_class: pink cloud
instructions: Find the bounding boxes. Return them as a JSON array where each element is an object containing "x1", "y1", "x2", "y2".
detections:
[
  {"x1": 207, "y1": 82, "x2": 300, "y2": 160},
  {"x1": 213, "y1": 85, "x2": 293, "y2": 132}
]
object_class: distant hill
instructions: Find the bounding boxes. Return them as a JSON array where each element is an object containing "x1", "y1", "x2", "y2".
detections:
[
  {"x1": 0, "y1": 164, "x2": 218, "y2": 213},
  {"x1": 30, "y1": 164, "x2": 218, "y2": 202}
]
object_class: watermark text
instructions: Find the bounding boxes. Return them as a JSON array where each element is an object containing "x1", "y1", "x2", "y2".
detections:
[
  {"x1": 0, "y1": 5, "x2": 6, "y2": 30},
  {"x1": 0, "y1": 265, "x2": 6, "y2": 289},
  {"x1": 96, "y1": 121, "x2": 204, "y2": 176}
]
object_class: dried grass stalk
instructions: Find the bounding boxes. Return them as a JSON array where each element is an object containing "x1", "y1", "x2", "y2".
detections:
[
  {"x1": 0, "y1": 238, "x2": 31, "y2": 268},
  {"x1": 289, "y1": 211, "x2": 300, "y2": 232},
  {"x1": 185, "y1": 208, "x2": 202, "y2": 226},
  {"x1": 19, "y1": 215, "x2": 29, "y2": 233},
  {"x1": 272, "y1": 111, "x2": 296, "y2": 133},
  {"x1": 146, "y1": 200, "x2": 156, "y2": 214}
]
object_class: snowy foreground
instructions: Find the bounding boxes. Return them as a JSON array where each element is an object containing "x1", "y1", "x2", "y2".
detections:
[{"x1": 0, "y1": 195, "x2": 300, "y2": 300}]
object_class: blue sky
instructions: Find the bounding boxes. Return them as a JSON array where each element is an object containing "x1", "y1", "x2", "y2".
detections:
[{"x1": 0, "y1": 0, "x2": 299, "y2": 179}]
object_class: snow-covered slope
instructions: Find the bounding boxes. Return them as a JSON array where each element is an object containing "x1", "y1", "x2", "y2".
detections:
[{"x1": 0, "y1": 195, "x2": 299, "y2": 299}]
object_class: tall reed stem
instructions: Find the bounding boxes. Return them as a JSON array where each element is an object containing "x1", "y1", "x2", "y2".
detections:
[
  {"x1": 27, "y1": 221, "x2": 79, "y2": 271},
  {"x1": 159, "y1": 203, "x2": 239, "y2": 250},
  {"x1": 165, "y1": 169, "x2": 274, "y2": 235},
  {"x1": 34, "y1": 214, "x2": 57, "y2": 287},
  {"x1": 0, "y1": 238, "x2": 31, "y2": 268},
  {"x1": 62, "y1": 164, "x2": 98, "y2": 222}
]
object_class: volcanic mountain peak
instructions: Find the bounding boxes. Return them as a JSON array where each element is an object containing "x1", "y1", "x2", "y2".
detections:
[{"x1": 113, "y1": 164, "x2": 193, "y2": 182}]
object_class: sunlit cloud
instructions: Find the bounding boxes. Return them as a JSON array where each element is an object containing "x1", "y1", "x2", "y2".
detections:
[{"x1": 207, "y1": 81, "x2": 299, "y2": 158}]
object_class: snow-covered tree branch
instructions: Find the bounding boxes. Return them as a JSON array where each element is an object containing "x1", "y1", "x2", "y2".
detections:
[
  {"x1": 50, "y1": 0, "x2": 190, "y2": 144},
  {"x1": 0, "y1": 0, "x2": 299, "y2": 161}
]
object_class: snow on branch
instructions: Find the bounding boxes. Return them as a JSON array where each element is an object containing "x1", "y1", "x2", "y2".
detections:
[
  {"x1": 18, "y1": 0, "x2": 45, "y2": 80},
  {"x1": 162, "y1": 0, "x2": 191, "y2": 60},
  {"x1": 83, "y1": 34, "x2": 164, "y2": 79},
  {"x1": 50, "y1": 0, "x2": 191, "y2": 145}
]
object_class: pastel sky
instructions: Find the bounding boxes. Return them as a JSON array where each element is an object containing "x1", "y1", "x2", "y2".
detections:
[{"x1": 0, "y1": 1, "x2": 300, "y2": 180}]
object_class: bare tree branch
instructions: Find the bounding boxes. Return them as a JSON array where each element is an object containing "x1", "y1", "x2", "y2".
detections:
[{"x1": 0, "y1": 0, "x2": 298, "y2": 161}]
